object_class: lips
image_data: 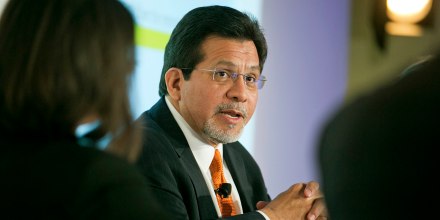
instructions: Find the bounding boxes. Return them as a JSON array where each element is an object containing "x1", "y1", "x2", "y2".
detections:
[{"x1": 220, "y1": 109, "x2": 243, "y2": 118}]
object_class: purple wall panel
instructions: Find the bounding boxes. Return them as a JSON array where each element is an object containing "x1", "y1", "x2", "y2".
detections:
[{"x1": 254, "y1": 0, "x2": 350, "y2": 195}]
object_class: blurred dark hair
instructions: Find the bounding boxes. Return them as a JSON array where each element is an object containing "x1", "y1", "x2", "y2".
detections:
[
  {"x1": 0, "y1": 0, "x2": 141, "y2": 162},
  {"x1": 158, "y1": 5, "x2": 268, "y2": 96}
]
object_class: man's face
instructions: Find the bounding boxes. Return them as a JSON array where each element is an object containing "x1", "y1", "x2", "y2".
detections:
[{"x1": 178, "y1": 36, "x2": 260, "y2": 145}]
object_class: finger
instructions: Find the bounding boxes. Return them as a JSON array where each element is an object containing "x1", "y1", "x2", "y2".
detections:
[
  {"x1": 307, "y1": 198, "x2": 328, "y2": 220},
  {"x1": 256, "y1": 201, "x2": 268, "y2": 209},
  {"x1": 304, "y1": 181, "x2": 320, "y2": 198}
]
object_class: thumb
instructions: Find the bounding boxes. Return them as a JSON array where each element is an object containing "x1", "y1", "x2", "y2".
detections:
[{"x1": 256, "y1": 201, "x2": 269, "y2": 210}]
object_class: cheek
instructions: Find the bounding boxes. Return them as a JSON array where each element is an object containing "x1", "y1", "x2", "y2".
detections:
[
  {"x1": 245, "y1": 93, "x2": 258, "y2": 121},
  {"x1": 183, "y1": 84, "x2": 217, "y2": 115}
]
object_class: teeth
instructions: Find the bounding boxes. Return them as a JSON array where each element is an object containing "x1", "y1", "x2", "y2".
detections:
[{"x1": 224, "y1": 113, "x2": 238, "y2": 118}]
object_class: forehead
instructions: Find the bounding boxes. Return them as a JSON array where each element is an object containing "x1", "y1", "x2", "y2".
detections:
[{"x1": 199, "y1": 36, "x2": 260, "y2": 71}]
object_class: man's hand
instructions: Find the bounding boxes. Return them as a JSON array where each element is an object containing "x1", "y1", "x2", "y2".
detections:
[
  {"x1": 303, "y1": 181, "x2": 328, "y2": 220},
  {"x1": 257, "y1": 181, "x2": 328, "y2": 220}
]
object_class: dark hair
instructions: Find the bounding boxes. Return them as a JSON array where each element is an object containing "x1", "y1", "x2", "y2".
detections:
[
  {"x1": 158, "y1": 5, "x2": 268, "y2": 96},
  {"x1": 0, "y1": 0, "x2": 141, "y2": 162}
]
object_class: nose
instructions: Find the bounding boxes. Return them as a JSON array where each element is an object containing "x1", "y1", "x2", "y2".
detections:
[{"x1": 226, "y1": 75, "x2": 248, "y2": 102}]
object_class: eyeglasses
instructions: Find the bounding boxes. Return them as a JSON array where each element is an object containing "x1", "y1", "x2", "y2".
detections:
[{"x1": 179, "y1": 68, "x2": 267, "y2": 90}]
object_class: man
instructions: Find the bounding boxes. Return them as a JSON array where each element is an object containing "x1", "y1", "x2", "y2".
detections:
[
  {"x1": 318, "y1": 54, "x2": 439, "y2": 219},
  {"x1": 137, "y1": 5, "x2": 327, "y2": 219}
]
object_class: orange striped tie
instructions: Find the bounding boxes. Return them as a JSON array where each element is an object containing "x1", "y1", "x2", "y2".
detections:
[{"x1": 209, "y1": 149, "x2": 236, "y2": 217}]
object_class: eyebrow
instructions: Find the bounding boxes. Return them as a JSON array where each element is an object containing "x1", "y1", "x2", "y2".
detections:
[{"x1": 215, "y1": 60, "x2": 261, "y2": 72}]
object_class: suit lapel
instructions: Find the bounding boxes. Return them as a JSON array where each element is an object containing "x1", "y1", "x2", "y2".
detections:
[
  {"x1": 223, "y1": 143, "x2": 254, "y2": 212},
  {"x1": 179, "y1": 147, "x2": 218, "y2": 218},
  {"x1": 150, "y1": 97, "x2": 218, "y2": 219}
]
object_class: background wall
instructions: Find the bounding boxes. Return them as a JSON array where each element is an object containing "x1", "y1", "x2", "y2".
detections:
[{"x1": 255, "y1": 0, "x2": 350, "y2": 196}]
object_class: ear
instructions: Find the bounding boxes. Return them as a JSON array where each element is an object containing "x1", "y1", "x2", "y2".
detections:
[{"x1": 165, "y1": 67, "x2": 184, "y2": 101}]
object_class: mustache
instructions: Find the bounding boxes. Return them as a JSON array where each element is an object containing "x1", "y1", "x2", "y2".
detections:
[{"x1": 215, "y1": 102, "x2": 248, "y2": 119}]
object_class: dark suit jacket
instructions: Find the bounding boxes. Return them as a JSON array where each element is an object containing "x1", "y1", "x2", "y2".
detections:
[
  {"x1": 0, "y1": 133, "x2": 170, "y2": 220},
  {"x1": 136, "y1": 97, "x2": 270, "y2": 220},
  {"x1": 318, "y1": 55, "x2": 439, "y2": 220}
]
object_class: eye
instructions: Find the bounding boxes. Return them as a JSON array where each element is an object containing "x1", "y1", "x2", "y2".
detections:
[
  {"x1": 213, "y1": 69, "x2": 231, "y2": 81},
  {"x1": 243, "y1": 75, "x2": 257, "y2": 83}
]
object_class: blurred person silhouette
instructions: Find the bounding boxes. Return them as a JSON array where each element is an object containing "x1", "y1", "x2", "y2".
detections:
[
  {"x1": 0, "y1": 0, "x2": 170, "y2": 219},
  {"x1": 136, "y1": 5, "x2": 328, "y2": 220},
  {"x1": 317, "y1": 53, "x2": 439, "y2": 219}
]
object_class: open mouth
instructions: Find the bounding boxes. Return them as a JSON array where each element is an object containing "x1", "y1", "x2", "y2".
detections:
[{"x1": 220, "y1": 109, "x2": 243, "y2": 119}]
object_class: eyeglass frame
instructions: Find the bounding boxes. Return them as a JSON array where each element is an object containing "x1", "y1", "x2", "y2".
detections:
[{"x1": 178, "y1": 67, "x2": 267, "y2": 90}]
